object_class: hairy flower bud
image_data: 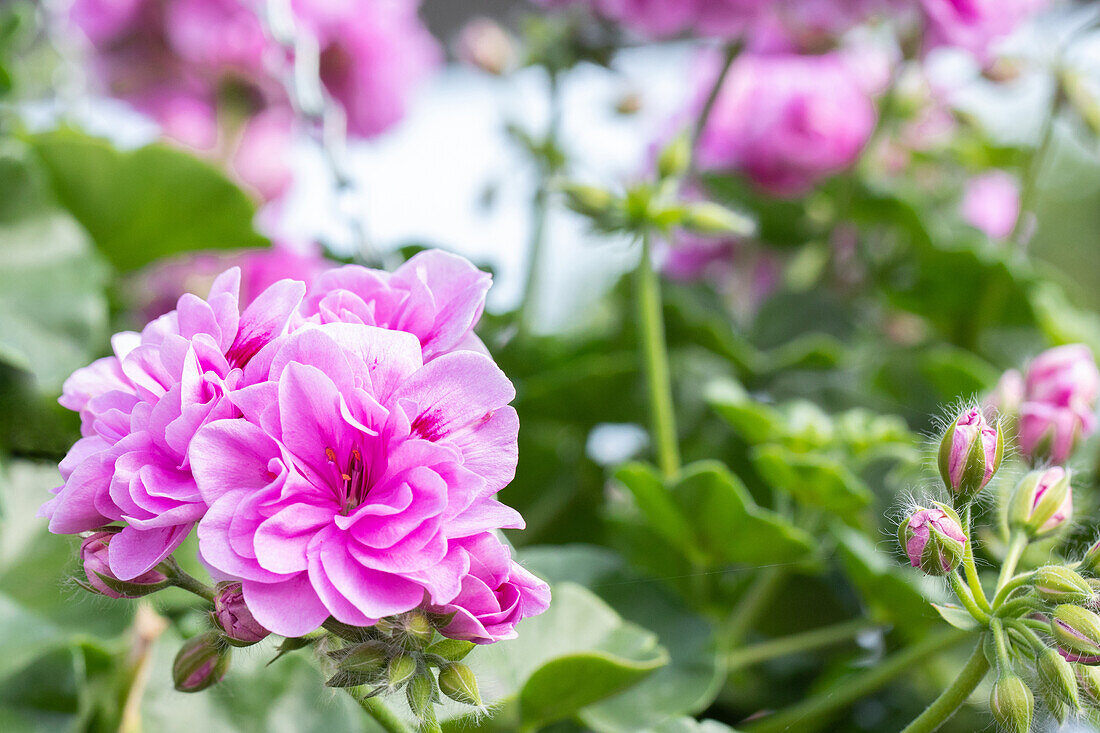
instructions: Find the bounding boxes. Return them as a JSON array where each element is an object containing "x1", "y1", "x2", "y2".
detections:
[
  {"x1": 1037, "y1": 646, "x2": 1080, "y2": 711},
  {"x1": 1053, "y1": 605, "x2": 1100, "y2": 665},
  {"x1": 438, "y1": 662, "x2": 482, "y2": 706},
  {"x1": 680, "y1": 202, "x2": 756, "y2": 237},
  {"x1": 406, "y1": 673, "x2": 435, "y2": 719},
  {"x1": 937, "y1": 408, "x2": 1003, "y2": 503},
  {"x1": 398, "y1": 610, "x2": 433, "y2": 651},
  {"x1": 332, "y1": 641, "x2": 389, "y2": 681},
  {"x1": 1034, "y1": 566, "x2": 1094, "y2": 606},
  {"x1": 990, "y1": 673, "x2": 1033, "y2": 733},
  {"x1": 657, "y1": 132, "x2": 691, "y2": 180},
  {"x1": 1008, "y1": 467, "x2": 1073, "y2": 539},
  {"x1": 898, "y1": 502, "x2": 967, "y2": 576},
  {"x1": 1077, "y1": 663, "x2": 1100, "y2": 702},
  {"x1": 386, "y1": 653, "x2": 418, "y2": 690},
  {"x1": 211, "y1": 582, "x2": 268, "y2": 647},
  {"x1": 1084, "y1": 540, "x2": 1100, "y2": 575},
  {"x1": 78, "y1": 530, "x2": 168, "y2": 598},
  {"x1": 173, "y1": 632, "x2": 230, "y2": 693},
  {"x1": 561, "y1": 183, "x2": 616, "y2": 220}
]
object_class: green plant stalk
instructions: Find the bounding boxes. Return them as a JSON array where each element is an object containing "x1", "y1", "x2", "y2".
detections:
[
  {"x1": 724, "y1": 567, "x2": 787, "y2": 651},
  {"x1": 688, "y1": 40, "x2": 742, "y2": 171},
  {"x1": 996, "y1": 532, "x2": 1028, "y2": 596},
  {"x1": 994, "y1": 596, "x2": 1041, "y2": 620},
  {"x1": 989, "y1": 619, "x2": 1012, "y2": 672},
  {"x1": 960, "y1": 506, "x2": 992, "y2": 613},
  {"x1": 992, "y1": 571, "x2": 1035, "y2": 609},
  {"x1": 161, "y1": 558, "x2": 216, "y2": 602},
  {"x1": 352, "y1": 693, "x2": 415, "y2": 733},
  {"x1": 1012, "y1": 82, "x2": 1064, "y2": 247},
  {"x1": 899, "y1": 638, "x2": 990, "y2": 733},
  {"x1": 744, "y1": 628, "x2": 972, "y2": 733},
  {"x1": 949, "y1": 572, "x2": 990, "y2": 625},
  {"x1": 725, "y1": 619, "x2": 878, "y2": 671},
  {"x1": 636, "y1": 231, "x2": 681, "y2": 479},
  {"x1": 517, "y1": 71, "x2": 562, "y2": 333}
]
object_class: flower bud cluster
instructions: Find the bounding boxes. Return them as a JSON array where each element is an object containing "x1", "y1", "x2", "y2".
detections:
[{"x1": 324, "y1": 610, "x2": 483, "y2": 726}]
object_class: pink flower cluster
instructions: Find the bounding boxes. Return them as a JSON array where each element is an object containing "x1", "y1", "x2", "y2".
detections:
[
  {"x1": 68, "y1": 0, "x2": 440, "y2": 200},
  {"x1": 921, "y1": 0, "x2": 1052, "y2": 65},
  {"x1": 992, "y1": 345, "x2": 1100, "y2": 464},
  {"x1": 43, "y1": 250, "x2": 549, "y2": 643}
]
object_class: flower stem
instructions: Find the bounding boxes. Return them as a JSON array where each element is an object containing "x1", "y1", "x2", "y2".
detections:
[
  {"x1": 949, "y1": 572, "x2": 990, "y2": 625},
  {"x1": 960, "y1": 506, "x2": 991, "y2": 613},
  {"x1": 899, "y1": 638, "x2": 990, "y2": 733},
  {"x1": 996, "y1": 532, "x2": 1028, "y2": 596},
  {"x1": 743, "y1": 628, "x2": 972, "y2": 733},
  {"x1": 160, "y1": 558, "x2": 216, "y2": 602},
  {"x1": 725, "y1": 619, "x2": 879, "y2": 671},
  {"x1": 991, "y1": 571, "x2": 1035, "y2": 609},
  {"x1": 689, "y1": 40, "x2": 742, "y2": 166},
  {"x1": 724, "y1": 568, "x2": 786, "y2": 651},
  {"x1": 351, "y1": 692, "x2": 414, "y2": 733},
  {"x1": 636, "y1": 231, "x2": 680, "y2": 479},
  {"x1": 1012, "y1": 80, "x2": 1063, "y2": 248}
]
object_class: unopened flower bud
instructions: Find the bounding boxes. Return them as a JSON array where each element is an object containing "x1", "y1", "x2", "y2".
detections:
[
  {"x1": 897, "y1": 502, "x2": 967, "y2": 576},
  {"x1": 399, "y1": 610, "x2": 433, "y2": 650},
  {"x1": 386, "y1": 652, "x2": 418, "y2": 690},
  {"x1": 1008, "y1": 467, "x2": 1073, "y2": 539},
  {"x1": 173, "y1": 632, "x2": 230, "y2": 693},
  {"x1": 1037, "y1": 646, "x2": 1080, "y2": 711},
  {"x1": 78, "y1": 530, "x2": 168, "y2": 598},
  {"x1": 1077, "y1": 663, "x2": 1100, "y2": 701},
  {"x1": 1082, "y1": 539, "x2": 1100, "y2": 574},
  {"x1": 1019, "y1": 402, "x2": 1089, "y2": 465},
  {"x1": 657, "y1": 132, "x2": 691, "y2": 180},
  {"x1": 211, "y1": 582, "x2": 268, "y2": 647},
  {"x1": 937, "y1": 408, "x2": 1003, "y2": 503},
  {"x1": 406, "y1": 673, "x2": 434, "y2": 719},
  {"x1": 561, "y1": 183, "x2": 615, "y2": 219},
  {"x1": 1034, "y1": 566, "x2": 1094, "y2": 606},
  {"x1": 680, "y1": 202, "x2": 755, "y2": 237},
  {"x1": 336, "y1": 640, "x2": 389, "y2": 678},
  {"x1": 438, "y1": 662, "x2": 482, "y2": 706},
  {"x1": 1053, "y1": 605, "x2": 1100, "y2": 665},
  {"x1": 990, "y1": 673, "x2": 1033, "y2": 733}
]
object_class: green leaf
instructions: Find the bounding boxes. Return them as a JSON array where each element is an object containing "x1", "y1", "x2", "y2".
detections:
[
  {"x1": 706, "y1": 379, "x2": 786, "y2": 444},
  {"x1": 669, "y1": 462, "x2": 816, "y2": 566},
  {"x1": 0, "y1": 593, "x2": 64, "y2": 684},
  {"x1": 931, "y1": 604, "x2": 981, "y2": 631},
  {"x1": 613, "y1": 463, "x2": 706, "y2": 566},
  {"x1": 0, "y1": 140, "x2": 108, "y2": 390},
  {"x1": 751, "y1": 445, "x2": 873, "y2": 519},
  {"x1": 26, "y1": 129, "x2": 266, "y2": 272}
]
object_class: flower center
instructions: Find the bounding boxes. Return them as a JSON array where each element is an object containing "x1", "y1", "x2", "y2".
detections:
[{"x1": 326, "y1": 446, "x2": 370, "y2": 515}]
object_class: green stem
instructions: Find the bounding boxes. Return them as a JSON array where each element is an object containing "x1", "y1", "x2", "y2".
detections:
[
  {"x1": 1012, "y1": 81, "x2": 1063, "y2": 247},
  {"x1": 991, "y1": 571, "x2": 1035, "y2": 609},
  {"x1": 994, "y1": 596, "x2": 1041, "y2": 620},
  {"x1": 744, "y1": 629, "x2": 972, "y2": 733},
  {"x1": 899, "y1": 638, "x2": 990, "y2": 733},
  {"x1": 960, "y1": 506, "x2": 991, "y2": 613},
  {"x1": 724, "y1": 568, "x2": 787, "y2": 650},
  {"x1": 996, "y1": 532, "x2": 1028, "y2": 596},
  {"x1": 989, "y1": 619, "x2": 1012, "y2": 672},
  {"x1": 161, "y1": 559, "x2": 216, "y2": 602},
  {"x1": 352, "y1": 693, "x2": 414, "y2": 733},
  {"x1": 517, "y1": 71, "x2": 562, "y2": 334},
  {"x1": 635, "y1": 232, "x2": 680, "y2": 479},
  {"x1": 725, "y1": 620, "x2": 878, "y2": 671},
  {"x1": 949, "y1": 573, "x2": 990, "y2": 625},
  {"x1": 688, "y1": 40, "x2": 742, "y2": 167}
]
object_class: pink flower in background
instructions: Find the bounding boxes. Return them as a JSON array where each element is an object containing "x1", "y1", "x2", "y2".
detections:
[
  {"x1": 68, "y1": 0, "x2": 147, "y2": 45},
  {"x1": 1019, "y1": 401, "x2": 1088, "y2": 465},
  {"x1": 231, "y1": 107, "x2": 296, "y2": 202},
  {"x1": 695, "y1": 51, "x2": 877, "y2": 196},
  {"x1": 299, "y1": 250, "x2": 492, "y2": 360},
  {"x1": 190, "y1": 322, "x2": 524, "y2": 636},
  {"x1": 134, "y1": 243, "x2": 332, "y2": 322},
  {"x1": 292, "y1": 0, "x2": 441, "y2": 138},
  {"x1": 42, "y1": 269, "x2": 305, "y2": 580},
  {"x1": 594, "y1": 0, "x2": 702, "y2": 39},
  {"x1": 921, "y1": 0, "x2": 1051, "y2": 64},
  {"x1": 428, "y1": 533, "x2": 551, "y2": 643},
  {"x1": 960, "y1": 171, "x2": 1020, "y2": 239},
  {"x1": 1026, "y1": 344, "x2": 1100, "y2": 410},
  {"x1": 164, "y1": 0, "x2": 268, "y2": 74}
]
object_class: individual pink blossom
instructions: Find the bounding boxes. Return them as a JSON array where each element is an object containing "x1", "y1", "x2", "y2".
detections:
[
  {"x1": 69, "y1": 0, "x2": 147, "y2": 46},
  {"x1": 960, "y1": 171, "x2": 1020, "y2": 240},
  {"x1": 42, "y1": 269, "x2": 305, "y2": 580},
  {"x1": 695, "y1": 51, "x2": 877, "y2": 197},
  {"x1": 213, "y1": 581, "x2": 270, "y2": 645},
  {"x1": 189, "y1": 322, "x2": 524, "y2": 636},
  {"x1": 81, "y1": 529, "x2": 168, "y2": 597},
  {"x1": 164, "y1": 0, "x2": 268, "y2": 75},
  {"x1": 297, "y1": 250, "x2": 492, "y2": 361},
  {"x1": 1019, "y1": 401, "x2": 1088, "y2": 465},
  {"x1": 1026, "y1": 344, "x2": 1100, "y2": 411},
  {"x1": 292, "y1": 0, "x2": 441, "y2": 138},
  {"x1": 921, "y1": 0, "x2": 1051, "y2": 65},
  {"x1": 427, "y1": 533, "x2": 551, "y2": 644}
]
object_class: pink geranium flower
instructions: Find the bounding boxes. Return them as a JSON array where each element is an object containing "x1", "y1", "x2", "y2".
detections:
[
  {"x1": 190, "y1": 322, "x2": 523, "y2": 636},
  {"x1": 42, "y1": 269, "x2": 304, "y2": 580}
]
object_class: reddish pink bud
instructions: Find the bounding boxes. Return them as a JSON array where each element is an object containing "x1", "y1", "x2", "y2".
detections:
[
  {"x1": 212, "y1": 582, "x2": 269, "y2": 646},
  {"x1": 898, "y1": 503, "x2": 967, "y2": 576},
  {"x1": 79, "y1": 530, "x2": 168, "y2": 598},
  {"x1": 938, "y1": 408, "x2": 1003, "y2": 502}
]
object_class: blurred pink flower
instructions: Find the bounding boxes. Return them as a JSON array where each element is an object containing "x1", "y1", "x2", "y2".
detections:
[
  {"x1": 921, "y1": 0, "x2": 1051, "y2": 64},
  {"x1": 231, "y1": 106, "x2": 296, "y2": 202},
  {"x1": 960, "y1": 171, "x2": 1020, "y2": 239},
  {"x1": 165, "y1": 0, "x2": 268, "y2": 74},
  {"x1": 695, "y1": 51, "x2": 877, "y2": 196}
]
